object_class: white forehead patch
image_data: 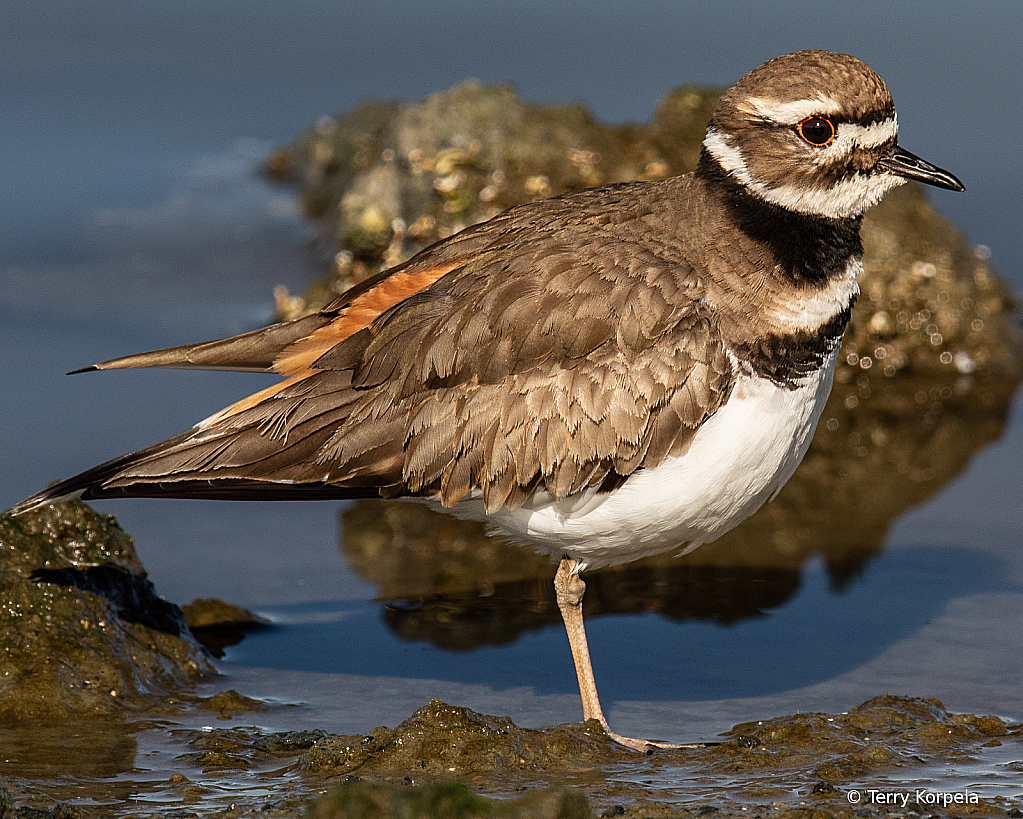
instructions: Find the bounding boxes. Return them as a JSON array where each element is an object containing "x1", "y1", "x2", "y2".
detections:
[{"x1": 741, "y1": 94, "x2": 843, "y2": 125}]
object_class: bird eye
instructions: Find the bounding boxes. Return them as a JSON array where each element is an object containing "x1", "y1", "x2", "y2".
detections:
[{"x1": 797, "y1": 116, "x2": 836, "y2": 146}]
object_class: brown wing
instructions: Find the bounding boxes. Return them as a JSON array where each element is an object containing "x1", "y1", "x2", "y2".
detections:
[{"x1": 15, "y1": 178, "x2": 734, "y2": 513}]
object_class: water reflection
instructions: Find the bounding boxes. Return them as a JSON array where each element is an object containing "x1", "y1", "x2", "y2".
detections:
[
  {"x1": 0, "y1": 721, "x2": 141, "y2": 809},
  {"x1": 339, "y1": 366, "x2": 1020, "y2": 651}
]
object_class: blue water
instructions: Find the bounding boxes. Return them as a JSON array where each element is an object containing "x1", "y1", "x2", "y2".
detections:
[{"x1": 227, "y1": 545, "x2": 1013, "y2": 701}]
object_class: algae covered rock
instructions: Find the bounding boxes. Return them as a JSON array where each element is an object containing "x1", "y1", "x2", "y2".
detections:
[
  {"x1": 265, "y1": 81, "x2": 717, "y2": 310},
  {"x1": 180, "y1": 596, "x2": 271, "y2": 658},
  {"x1": 304, "y1": 699, "x2": 623, "y2": 788},
  {"x1": 266, "y1": 81, "x2": 688, "y2": 270},
  {"x1": 0, "y1": 502, "x2": 216, "y2": 721},
  {"x1": 295, "y1": 697, "x2": 1019, "y2": 817}
]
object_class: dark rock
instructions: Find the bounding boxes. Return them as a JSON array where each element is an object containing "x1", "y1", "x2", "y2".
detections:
[
  {"x1": 0, "y1": 502, "x2": 215, "y2": 722},
  {"x1": 254, "y1": 729, "x2": 328, "y2": 755},
  {"x1": 180, "y1": 597, "x2": 271, "y2": 658}
]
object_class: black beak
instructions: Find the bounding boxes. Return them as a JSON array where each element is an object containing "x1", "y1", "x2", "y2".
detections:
[{"x1": 879, "y1": 145, "x2": 966, "y2": 192}]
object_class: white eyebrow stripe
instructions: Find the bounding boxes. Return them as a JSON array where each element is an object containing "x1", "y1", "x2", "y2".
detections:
[
  {"x1": 836, "y1": 116, "x2": 898, "y2": 149},
  {"x1": 741, "y1": 98, "x2": 899, "y2": 150},
  {"x1": 742, "y1": 95, "x2": 842, "y2": 124}
]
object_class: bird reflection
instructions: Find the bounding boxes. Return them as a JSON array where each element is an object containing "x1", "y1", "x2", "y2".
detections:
[{"x1": 340, "y1": 367, "x2": 1019, "y2": 650}]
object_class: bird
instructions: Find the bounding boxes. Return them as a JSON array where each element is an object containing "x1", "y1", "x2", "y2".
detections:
[{"x1": 13, "y1": 51, "x2": 964, "y2": 750}]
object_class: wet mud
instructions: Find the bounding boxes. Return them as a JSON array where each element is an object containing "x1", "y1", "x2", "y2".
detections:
[{"x1": 2, "y1": 691, "x2": 1021, "y2": 817}]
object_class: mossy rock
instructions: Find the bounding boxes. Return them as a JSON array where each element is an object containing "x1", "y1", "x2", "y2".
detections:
[{"x1": 0, "y1": 503, "x2": 216, "y2": 721}]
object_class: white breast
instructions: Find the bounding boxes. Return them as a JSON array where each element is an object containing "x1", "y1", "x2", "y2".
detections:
[{"x1": 441, "y1": 347, "x2": 839, "y2": 569}]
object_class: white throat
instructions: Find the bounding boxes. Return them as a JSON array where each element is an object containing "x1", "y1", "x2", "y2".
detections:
[{"x1": 703, "y1": 125, "x2": 906, "y2": 219}]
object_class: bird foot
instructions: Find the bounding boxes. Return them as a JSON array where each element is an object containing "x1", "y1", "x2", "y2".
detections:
[{"x1": 594, "y1": 719, "x2": 699, "y2": 752}]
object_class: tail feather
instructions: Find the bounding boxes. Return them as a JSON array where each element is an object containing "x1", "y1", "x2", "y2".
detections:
[
  {"x1": 73, "y1": 312, "x2": 331, "y2": 374},
  {"x1": 69, "y1": 251, "x2": 467, "y2": 376},
  {"x1": 9, "y1": 366, "x2": 404, "y2": 515},
  {"x1": 10, "y1": 429, "x2": 198, "y2": 513}
]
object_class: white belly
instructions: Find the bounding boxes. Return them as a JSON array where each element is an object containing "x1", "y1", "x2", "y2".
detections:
[{"x1": 432, "y1": 348, "x2": 839, "y2": 570}]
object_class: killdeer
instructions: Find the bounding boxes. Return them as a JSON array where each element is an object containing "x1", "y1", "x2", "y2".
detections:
[{"x1": 14, "y1": 51, "x2": 964, "y2": 750}]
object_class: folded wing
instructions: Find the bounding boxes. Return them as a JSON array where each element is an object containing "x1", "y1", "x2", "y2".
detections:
[{"x1": 15, "y1": 181, "x2": 734, "y2": 515}]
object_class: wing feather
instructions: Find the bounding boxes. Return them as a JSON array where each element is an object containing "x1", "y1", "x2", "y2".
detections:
[{"x1": 16, "y1": 177, "x2": 737, "y2": 515}]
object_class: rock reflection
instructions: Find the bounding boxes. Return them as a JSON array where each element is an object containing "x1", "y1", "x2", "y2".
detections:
[
  {"x1": 340, "y1": 367, "x2": 1020, "y2": 650},
  {"x1": 0, "y1": 721, "x2": 139, "y2": 804}
]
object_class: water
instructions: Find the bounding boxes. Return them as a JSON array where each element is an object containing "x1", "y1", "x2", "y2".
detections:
[{"x1": 3, "y1": 0, "x2": 1023, "y2": 808}]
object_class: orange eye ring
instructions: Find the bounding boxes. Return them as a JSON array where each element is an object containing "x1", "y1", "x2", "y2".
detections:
[{"x1": 797, "y1": 116, "x2": 836, "y2": 146}]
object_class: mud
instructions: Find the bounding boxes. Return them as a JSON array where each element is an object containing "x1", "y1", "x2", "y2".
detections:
[{"x1": 3, "y1": 693, "x2": 1021, "y2": 817}]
